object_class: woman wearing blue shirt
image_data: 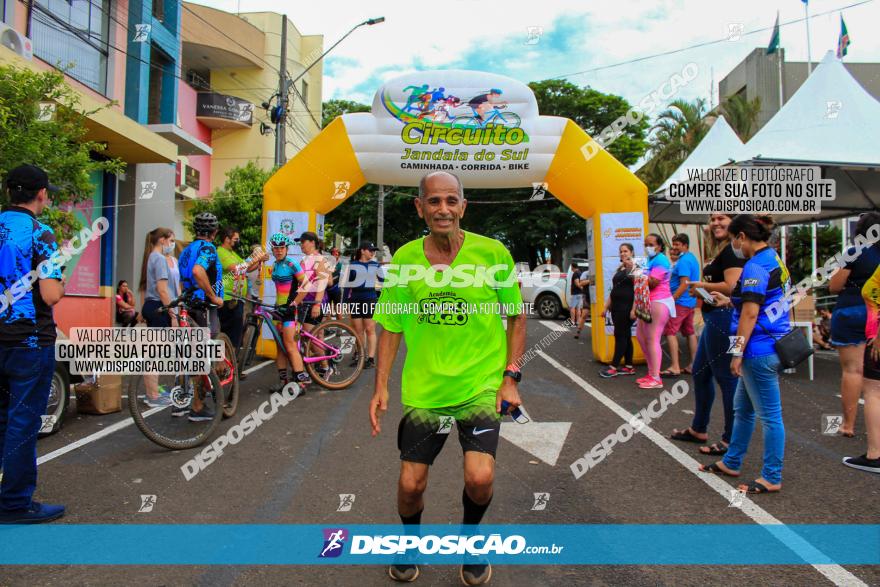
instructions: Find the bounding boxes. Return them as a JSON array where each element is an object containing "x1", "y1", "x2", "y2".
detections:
[{"x1": 700, "y1": 214, "x2": 789, "y2": 495}]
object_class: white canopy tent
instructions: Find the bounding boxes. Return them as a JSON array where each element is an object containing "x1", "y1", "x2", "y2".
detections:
[
  {"x1": 649, "y1": 51, "x2": 880, "y2": 226},
  {"x1": 649, "y1": 115, "x2": 745, "y2": 223}
]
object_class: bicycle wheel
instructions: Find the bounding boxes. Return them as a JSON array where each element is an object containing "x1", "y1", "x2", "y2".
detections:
[
  {"x1": 239, "y1": 320, "x2": 259, "y2": 373},
  {"x1": 451, "y1": 116, "x2": 481, "y2": 128},
  {"x1": 495, "y1": 112, "x2": 521, "y2": 128},
  {"x1": 128, "y1": 371, "x2": 224, "y2": 450},
  {"x1": 303, "y1": 320, "x2": 364, "y2": 390},
  {"x1": 215, "y1": 333, "x2": 239, "y2": 419}
]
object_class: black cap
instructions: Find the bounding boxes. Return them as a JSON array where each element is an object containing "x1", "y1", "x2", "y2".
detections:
[
  {"x1": 359, "y1": 241, "x2": 379, "y2": 251},
  {"x1": 295, "y1": 231, "x2": 319, "y2": 243},
  {"x1": 5, "y1": 164, "x2": 59, "y2": 193}
]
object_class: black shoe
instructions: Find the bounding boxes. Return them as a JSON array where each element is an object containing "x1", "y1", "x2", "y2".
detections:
[
  {"x1": 364, "y1": 357, "x2": 375, "y2": 369},
  {"x1": 460, "y1": 562, "x2": 492, "y2": 585},
  {"x1": 842, "y1": 454, "x2": 880, "y2": 474},
  {"x1": 349, "y1": 353, "x2": 360, "y2": 367},
  {"x1": 388, "y1": 564, "x2": 419, "y2": 582},
  {"x1": 269, "y1": 380, "x2": 289, "y2": 394}
]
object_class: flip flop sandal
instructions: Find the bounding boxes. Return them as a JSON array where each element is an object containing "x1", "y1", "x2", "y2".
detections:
[
  {"x1": 699, "y1": 462, "x2": 740, "y2": 477},
  {"x1": 740, "y1": 480, "x2": 780, "y2": 494},
  {"x1": 660, "y1": 369, "x2": 681, "y2": 376},
  {"x1": 670, "y1": 429, "x2": 707, "y2": 443},
  {"x1": 699, "y1": 442, "x2": 729, "y2": 456}
]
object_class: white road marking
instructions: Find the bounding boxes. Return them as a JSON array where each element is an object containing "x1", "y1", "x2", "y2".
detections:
[
  {"x1": 243, "y1": 360, "x2": 274, "y2": 375},
  {"x1": 38, "y1": 360, "x2": 274, "y2": 466},
  {"x1": 539, "y1": 350, "x2": 867, "y2": 587},
  {"x1": 37, "y1": 407, "x2": 165, "y2": 465},
  {"x1": 539, "y1": 320, "x2": 569, "y2": 332}
]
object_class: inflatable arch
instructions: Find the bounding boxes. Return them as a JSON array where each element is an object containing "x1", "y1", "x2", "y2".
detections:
[{"x1": 263, "y1": 70, "x2": 648, "y2": 362}]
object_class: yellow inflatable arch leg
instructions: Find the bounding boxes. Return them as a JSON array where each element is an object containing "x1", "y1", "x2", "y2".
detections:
[{"x1": 544, "y1": 120, "x2": 648, "y2": 363}]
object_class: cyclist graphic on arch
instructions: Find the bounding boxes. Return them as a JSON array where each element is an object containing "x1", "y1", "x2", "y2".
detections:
[{"x1": 467, "y1": 88, "x2": 507, "y2": 123}]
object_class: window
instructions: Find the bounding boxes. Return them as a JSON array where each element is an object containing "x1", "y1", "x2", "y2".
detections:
[
  {"x1": 147, "y1": 45, "x2": 170, "y2": 124},
  {"x1": 30, "y1": 0, "x2": 110, "y2": 95},
  {"x1": 301, "y1": 80, "x2": 309, "y2": 105},
  {"x1": 152, "y1": 0, "x2": 164, "y2": 25}
]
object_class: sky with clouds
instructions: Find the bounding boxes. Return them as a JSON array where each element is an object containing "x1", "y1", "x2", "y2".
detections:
[{"x1": 191, "y1": 0, "x2": 879, "y2": 114}]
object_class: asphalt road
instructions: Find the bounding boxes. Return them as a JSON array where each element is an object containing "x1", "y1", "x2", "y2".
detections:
[{"x1": 5, "y1": 317, "x2": 879, "y2": 586}]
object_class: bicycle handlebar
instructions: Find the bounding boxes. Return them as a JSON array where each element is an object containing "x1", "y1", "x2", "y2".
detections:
[
  {"x1": 230, "y1": 295, "x2": 318, "y2": 311},
  {"x1": 160, "y1": 287, "x2": 220, "y2": 313}
]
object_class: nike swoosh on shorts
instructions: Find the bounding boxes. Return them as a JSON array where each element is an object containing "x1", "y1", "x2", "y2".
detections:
[{"x1": 472, "y1": 428, "x2": 494, "y2": 436}]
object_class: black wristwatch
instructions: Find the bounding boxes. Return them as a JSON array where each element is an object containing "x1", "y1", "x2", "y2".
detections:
[{"x1": 503, "y1": 369, "x2": 522, "y2": 383}]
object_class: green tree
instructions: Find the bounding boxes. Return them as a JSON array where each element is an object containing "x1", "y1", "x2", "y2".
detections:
[
  {"x1": 0, "y1": 64, "x2": 124, "y2": 238},
  {"x1": 322, "y1": 99, "x2": 371, "y2": 128},
  {"x1": 785, "y1": 224, "x2": 842, "y2": 285},
  {"x1": 528, "y1": 79, "x2": 649, "y2": 166},
  {"x1": 638, "y1": 98, "x2": 709, "y2": 191},
  {"x1": 186, "y1": 162, "x2": 272, "y2": 256},
  {"x1": 721, "y1": 94, "x2": 762, "y2": 141}
]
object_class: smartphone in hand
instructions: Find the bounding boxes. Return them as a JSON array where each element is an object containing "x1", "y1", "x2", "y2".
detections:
[{"x1": 695, "y1": 287, "x2": 716, "y2": 305}]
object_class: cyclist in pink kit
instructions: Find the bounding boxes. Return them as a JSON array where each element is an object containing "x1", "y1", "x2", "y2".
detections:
[{"x1": 636, "y1": 233, "x2": 675, "y2": 389}]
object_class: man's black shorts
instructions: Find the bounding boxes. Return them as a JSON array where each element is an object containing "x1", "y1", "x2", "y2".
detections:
[{"x1": 397, "y1": 392, "x2": 501, "y2": 465}]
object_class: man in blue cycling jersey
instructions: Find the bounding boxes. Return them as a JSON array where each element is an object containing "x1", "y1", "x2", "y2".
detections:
[
  {"x1": 178, "y1": 212, "x2": 223, "y2": 421},
  {"x1": 0, "y1": 165, "x2": 66, "y2": 524}
]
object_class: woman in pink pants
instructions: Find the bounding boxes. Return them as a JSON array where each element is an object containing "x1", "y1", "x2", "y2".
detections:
[{"x1": 636, "y1": 234, "x2": 675, "y2": 389}]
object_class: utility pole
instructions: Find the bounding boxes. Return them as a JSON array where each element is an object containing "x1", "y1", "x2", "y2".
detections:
[
  {"x1": 377, "y1": 185, "x2": 386, "y2": 262},
  {"x1": 274, "y1": 15, "x2": 288, "y2": 168}
]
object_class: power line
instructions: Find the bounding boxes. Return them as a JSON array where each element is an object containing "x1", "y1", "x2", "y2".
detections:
[
  {"x1": 29, "y1": 0, "x2": 276, "y2": 104},
  {"x1": 553, "y1": 0, "x2": 873, "y2": 79}
]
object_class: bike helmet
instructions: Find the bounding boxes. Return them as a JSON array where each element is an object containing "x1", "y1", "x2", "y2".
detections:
[
  {"x1": 269, "y1": 232, "x2": 293, "y2": 247},
  {"x1": 489, "y1": 88, "x2": 503, "y2": 94},
  {"x1": 193, "y1": 212, "x2": 219, "y2": 236}
]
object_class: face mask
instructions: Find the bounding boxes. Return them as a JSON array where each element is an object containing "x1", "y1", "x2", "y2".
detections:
[
  {"x1": 645, "y1": 246, "x2": 657, "y2": 258},
  {"x1": 731, "y1": 241, "x2": 745, "y2": 259},
  {"x1": 162, "y1": 243, "x2": 175, "y2": 255}
]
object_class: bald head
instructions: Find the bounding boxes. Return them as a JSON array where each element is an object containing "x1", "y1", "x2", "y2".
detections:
[{"x1": 418, "y1": 171, "x2": 463, "y2": 200}]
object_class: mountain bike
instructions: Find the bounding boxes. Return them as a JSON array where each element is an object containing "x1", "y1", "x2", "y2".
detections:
[
  {"x1": 128, "y1": 289, "x2": 236, "y2": 450},
  {"x1": 237, "y1": 297, "x2": 364, "y2": 390}
]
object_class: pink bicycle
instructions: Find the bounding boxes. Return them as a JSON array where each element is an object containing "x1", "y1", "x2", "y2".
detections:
[{"x1": 237, "y1": 297, "x2": 365, "y2": 389}]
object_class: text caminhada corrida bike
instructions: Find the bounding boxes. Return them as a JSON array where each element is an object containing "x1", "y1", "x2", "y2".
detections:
[
  {"x1": 237, "y1": 296, "x2": 365, "y2": 390},
  {"x1": 128, "y1": 288, "x2": 239, "y2": 450}
]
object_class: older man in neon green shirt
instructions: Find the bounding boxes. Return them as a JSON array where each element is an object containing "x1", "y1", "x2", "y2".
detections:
[{"x1": 370, "y1": 171, "x2": 526, "y2": 585}]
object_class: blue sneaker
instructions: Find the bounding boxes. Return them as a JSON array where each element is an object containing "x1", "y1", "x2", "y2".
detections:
[
  {"x1": 0, "y1": 501, "x2": 65, "y2": 524},
  {"x1": 143, "y1": 394, "x2": 172, "y2": 408},
  {"x1": 188, "y1": 406, "x2": 215, "y2": 422}
]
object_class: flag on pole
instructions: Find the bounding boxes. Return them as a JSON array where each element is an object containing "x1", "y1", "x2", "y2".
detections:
[
  {"x1": 767, "y1": 12, "x2": 781, "y2": 54},
  {"x1": 837, "y1": 15, "x2": 851, "y2": 58}
]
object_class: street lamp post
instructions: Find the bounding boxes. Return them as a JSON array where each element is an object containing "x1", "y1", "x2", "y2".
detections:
[{"x1": 273, "y1": 16, "x2": 385, "y2": 166}]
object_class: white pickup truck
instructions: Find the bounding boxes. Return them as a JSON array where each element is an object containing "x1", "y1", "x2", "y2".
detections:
[{"x1": 517, "y1": 258, "x2": 590, "y2": 319}]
